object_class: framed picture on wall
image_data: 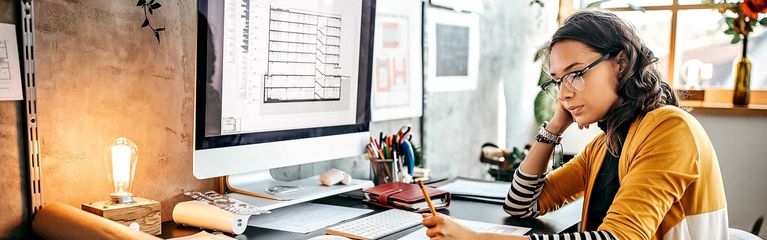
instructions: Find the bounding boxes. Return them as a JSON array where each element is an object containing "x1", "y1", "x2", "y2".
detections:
[
  {"x1": 424, "y1": 7, "x2": 480, "y2": 92},
  {"x1": 428, "y1": 0, "x2": 484, "y2": 13},
  {"x1": 371, "y1": 0, "x2": 424, "y2": 122}
]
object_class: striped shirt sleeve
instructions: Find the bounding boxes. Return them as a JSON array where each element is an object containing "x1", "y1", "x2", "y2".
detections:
[
  {"x1": 503, "y1": 168, "x2": 547, "y2": 218},
  {"x1": 529, "y1": 230, "x2": 618, "y2": 240}
]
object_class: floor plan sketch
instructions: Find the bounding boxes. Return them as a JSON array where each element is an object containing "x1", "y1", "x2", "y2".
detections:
[
  {"x1": 0, "y1": 23, "x2": 23, "y2": 101},
  {"x1": 263, "y1": 7, "x2": 347, "y2": 103},
  {"x1": 0, "y1": 39, "x2": 10, "y2": 81}
]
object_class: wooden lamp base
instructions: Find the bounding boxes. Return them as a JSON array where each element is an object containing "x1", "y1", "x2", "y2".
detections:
[{"x1": 81, "y1": 197, "x2": 161, "y2": 235}]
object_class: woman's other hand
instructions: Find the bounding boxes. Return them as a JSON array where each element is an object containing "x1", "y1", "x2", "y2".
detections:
[
  {"x1": 421, "y1": 213, "x2": 531, "y2": 240},
  {"x1": 422, "y1": 213, "x2": 477, "y2": 240}
]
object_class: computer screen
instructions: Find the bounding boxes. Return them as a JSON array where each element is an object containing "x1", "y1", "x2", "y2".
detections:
[{"x1": 194, "y1": 0, "x2": 374, "y2": 180}]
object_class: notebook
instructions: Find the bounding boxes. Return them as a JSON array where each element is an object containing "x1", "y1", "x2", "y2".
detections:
[{"x1": 362, "y1": 182, "x2": 451, "y2": 212}]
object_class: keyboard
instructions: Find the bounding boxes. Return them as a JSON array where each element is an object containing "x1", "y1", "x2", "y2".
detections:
[{"x1": 325, "y1": 209, "x2": 423, "y2": 240}]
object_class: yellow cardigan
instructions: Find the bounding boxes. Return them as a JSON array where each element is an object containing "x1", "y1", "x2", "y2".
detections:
[{"x1": 538, "y1": 106, "x2": 728, "y2": 239}]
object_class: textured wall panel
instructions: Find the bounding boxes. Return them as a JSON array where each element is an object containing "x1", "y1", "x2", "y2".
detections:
[
  {"x1": 0, "y1": 0, "x2": 26, "y2": 238},
  {"x1": 35, "y1": 0, "x2": 217, "y2": 222},
  {"x1": 0, "y1": 102, "x2": 24, "y2": 240}
]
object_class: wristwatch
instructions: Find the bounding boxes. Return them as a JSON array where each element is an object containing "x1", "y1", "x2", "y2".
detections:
[{"x1": 536, "y1": 121, "x2": 562, "y2": 145}]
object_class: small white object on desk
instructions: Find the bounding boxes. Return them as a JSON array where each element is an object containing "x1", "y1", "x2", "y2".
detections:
[{"x1": 319, "y1": 168, "x2": 352, "y2": 186}]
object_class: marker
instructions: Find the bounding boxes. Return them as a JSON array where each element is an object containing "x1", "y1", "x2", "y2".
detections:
[{"x1": 417, "y1": 180, "x2": 437, "y2": 216}]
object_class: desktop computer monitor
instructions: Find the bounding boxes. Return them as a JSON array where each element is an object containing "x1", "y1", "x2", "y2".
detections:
[{"x1": 194, "y1": 0, "x2": 375, "y2": 206}]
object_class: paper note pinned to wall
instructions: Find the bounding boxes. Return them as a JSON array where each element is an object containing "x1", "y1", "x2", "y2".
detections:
[{"x1": 0, "y1": 23, "x2": 23, "y2": 101}]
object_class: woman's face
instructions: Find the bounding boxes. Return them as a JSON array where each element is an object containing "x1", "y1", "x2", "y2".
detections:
[{"x1": 548, "y1": 40, "x2": 621, "y2": 126}]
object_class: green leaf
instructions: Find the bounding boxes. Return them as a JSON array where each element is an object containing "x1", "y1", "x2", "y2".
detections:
[
  {"x1": 538, "y1": 69, "x2": 549, "y2": 85},
  {"x1": 760, "y1": 18, "x2": 767, "y2": 26},
  {"x1": 731, "y1": 35, "x2": 742, "y2": 44},
  {"x1": 141, "y1": 18, "x2": 149, "y2": 28},
  {"x1": 534, "y1": 91, "x2": 556, "y2": 125},
  {"x1": 724, "y1": 28, "x2": 735, "y2": 34},
  {"x1": 726, "y1": 17, "x2": 736, "y2": 28}
]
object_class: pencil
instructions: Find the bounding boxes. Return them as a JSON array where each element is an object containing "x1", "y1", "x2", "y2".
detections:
[{"x1": 417, "y1": 180, "x2": 438, "y2": 216}]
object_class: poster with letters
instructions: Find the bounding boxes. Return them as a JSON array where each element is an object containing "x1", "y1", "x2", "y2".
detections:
[{"x1": 371, "y1": 0, "x2": 424, "y2": 121}]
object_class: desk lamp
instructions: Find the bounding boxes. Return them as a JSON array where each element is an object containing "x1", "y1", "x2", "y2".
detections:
[
  {"x1": 108, "y1": 137, "x2": 138, "y2": 203},
  {"x1": 81, "y1": 137, "x2": 162, "y2": 235}
]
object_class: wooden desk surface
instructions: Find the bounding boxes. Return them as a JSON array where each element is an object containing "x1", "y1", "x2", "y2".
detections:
[{"x1": 161, "y1": 192, "x2": 582, "y2": 239}]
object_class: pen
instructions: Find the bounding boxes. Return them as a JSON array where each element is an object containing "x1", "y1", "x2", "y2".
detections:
[{"x1": 417, "y1": 180, "x2": 437, "y2": 216}]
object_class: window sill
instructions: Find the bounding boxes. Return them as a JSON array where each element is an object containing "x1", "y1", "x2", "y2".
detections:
[
  {"x1": 677, "y1": 89, "x2": 767, "y2": 116},
  {"x1": 681, "y1": 101, "x2": 767, "y2": 116}
]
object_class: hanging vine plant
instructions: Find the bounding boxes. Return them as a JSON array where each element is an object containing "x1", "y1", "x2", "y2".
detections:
[{"x1": 136, "y1": 0, "x2": 165, "y2": 43}]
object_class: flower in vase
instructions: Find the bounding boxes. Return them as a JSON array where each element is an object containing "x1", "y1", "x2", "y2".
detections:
[{"x1": 707, "y1": 0, "x2": 767, "y2": 43}]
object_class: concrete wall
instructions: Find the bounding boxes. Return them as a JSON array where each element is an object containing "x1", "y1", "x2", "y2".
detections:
[
  {"x1": 33, "y1": 0, "x2": 217, "y2": 225},
  {"x1": 423, "y1": 0, "x2": 560, "y2": 180}
]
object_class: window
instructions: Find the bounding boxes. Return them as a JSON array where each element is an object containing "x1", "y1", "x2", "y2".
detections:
[{"x1": 563, "y1": 0, "x2": 767, "y2": 106}]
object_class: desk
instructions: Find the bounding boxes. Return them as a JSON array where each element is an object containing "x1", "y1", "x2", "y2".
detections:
[{"x1": 161, "y1": 192, "x2": 582, "y2": 239}]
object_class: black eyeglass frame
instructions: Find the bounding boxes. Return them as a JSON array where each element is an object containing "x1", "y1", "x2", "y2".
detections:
[{"x1": 539, "y1": 52, "x2": 613, "y2": 98}]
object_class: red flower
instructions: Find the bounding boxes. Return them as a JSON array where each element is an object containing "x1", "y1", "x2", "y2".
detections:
[{"x1": 741, "y1": 0, "x2": 767, "y2": 19}]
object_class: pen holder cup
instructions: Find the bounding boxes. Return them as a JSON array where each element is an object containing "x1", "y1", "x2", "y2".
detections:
[{"x1": 369, "y1": 158, "x2": 396, "y2": 185}]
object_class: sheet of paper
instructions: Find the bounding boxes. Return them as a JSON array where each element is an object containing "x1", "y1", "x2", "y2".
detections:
[
  {"x1": 436, "y1": 178, "x2": 510, "y2": 199},
  {"x1": 0, "y1": 23, "x2": 23, "y2": 101},
  {"x1": 247, "y1": 202, "x2": 373, "y2": 233},
  {"x1": 398, "y1": 219, "x2": 530, "y2": 240}
]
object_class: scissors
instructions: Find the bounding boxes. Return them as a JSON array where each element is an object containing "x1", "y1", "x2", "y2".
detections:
[{"x1": 396, "y1": 125, "x2": 412, "y2": 144}]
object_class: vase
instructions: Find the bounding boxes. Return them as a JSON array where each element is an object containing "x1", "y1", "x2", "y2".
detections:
[{"x1": 733, "y1": 36, "x2": 751, "y2": 106}]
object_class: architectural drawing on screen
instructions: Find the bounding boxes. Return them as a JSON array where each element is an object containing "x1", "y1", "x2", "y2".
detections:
[
  {"x1": 263, "y1": 7, "x2": 348, "y2": 103},
  {"x1": 217, "y1": 0, "x2": 362, "y2": 134}
]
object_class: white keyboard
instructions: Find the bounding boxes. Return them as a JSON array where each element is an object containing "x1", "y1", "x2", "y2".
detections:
[{"x1": 325, "y1": 209, "x2": 423, "y2": 240}]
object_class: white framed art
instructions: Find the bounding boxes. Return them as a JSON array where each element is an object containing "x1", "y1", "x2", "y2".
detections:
[
  {"x1": 424, "y1": 7, "x2": 480, "y2": 92},
  {"x1": 371, "y1": 0, "x2": 424, "y2": 121}
]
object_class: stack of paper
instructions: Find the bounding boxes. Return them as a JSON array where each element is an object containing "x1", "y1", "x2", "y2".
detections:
[{"x1": 435, "y1": 178, "x2": 510, "y2": 204}]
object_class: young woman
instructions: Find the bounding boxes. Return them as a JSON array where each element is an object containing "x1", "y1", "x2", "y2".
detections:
[{"x1": 422, "y1": 10, "x2": 728, "y2": 240}]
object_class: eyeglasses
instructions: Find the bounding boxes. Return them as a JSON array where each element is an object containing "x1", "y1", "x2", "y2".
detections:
[{"x1": 540, "y1": 53, "x2": 612, "y2": 100}]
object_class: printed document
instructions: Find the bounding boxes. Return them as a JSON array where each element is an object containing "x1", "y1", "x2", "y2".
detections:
[
  {"x1": 437, "y1": 178, "x2": 510, "y2": 199},
  {"x1": 0, "y1": 23, "x2": 22, "y2": 101},
  {"x1": 399, "y1": 219, "x2": 530, "y2": 240}
]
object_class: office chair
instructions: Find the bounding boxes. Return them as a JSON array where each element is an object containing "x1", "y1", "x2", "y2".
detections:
[{"x1": 728, "y1": 228, "x2": 762, "y2": 240}]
